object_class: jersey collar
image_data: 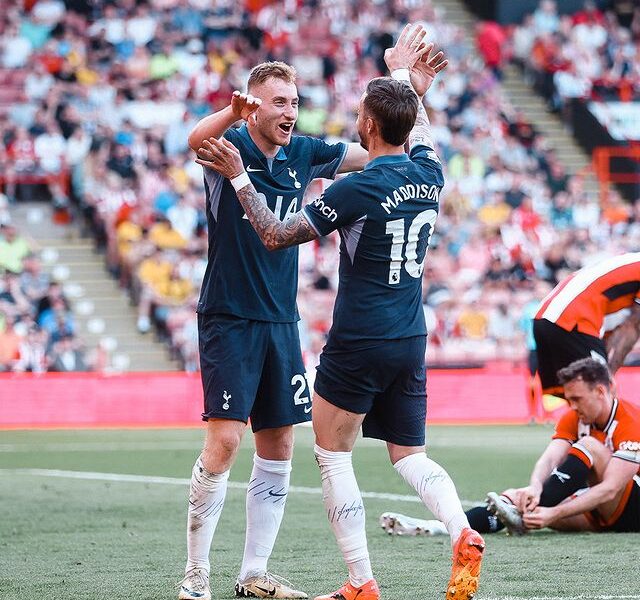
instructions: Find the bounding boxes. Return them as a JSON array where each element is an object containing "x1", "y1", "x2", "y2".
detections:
[
  {"x1": 364, "y1": 153, "x2": 409, "y2": 171},
  {"x1": 602, "y1": 397, "x2": 619, "y2": 433},
  {"x1": 239, "y1": 124, "x2": 288, "y2": 165}
]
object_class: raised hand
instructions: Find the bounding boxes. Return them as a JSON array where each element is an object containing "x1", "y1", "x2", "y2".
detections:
[
  {"x1": 230, "y1": 90, "x2": 262, "y2": 122},
  {"x1": 384, "y1": 23, "x2": 429, "y2": 72},
  {"x1": 409, "y1": 43, "x2": 448, "y2": 97},
  {"x1": 195, "y1": 137, "x2": 245, "y2": 179}
]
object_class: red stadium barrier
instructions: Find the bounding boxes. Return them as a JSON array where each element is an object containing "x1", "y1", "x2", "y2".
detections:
[{"x1": 1, "y1": 368, "x2": 639, "y2": 429}]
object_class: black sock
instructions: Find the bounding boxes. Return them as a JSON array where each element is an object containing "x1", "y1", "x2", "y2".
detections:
[
  {"x1": 539, "y1": 454, "x2": 590, "y2": 507},
  {"x1": 466, "y1": 505, "x2": 505, "y2": 533}
]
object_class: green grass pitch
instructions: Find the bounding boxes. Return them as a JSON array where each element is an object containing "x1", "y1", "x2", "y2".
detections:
[{"x1": 0, "y1": 425, "x2": 637, "y2": 600}]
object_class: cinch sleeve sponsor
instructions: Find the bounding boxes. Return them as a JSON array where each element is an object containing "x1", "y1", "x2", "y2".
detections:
[{"x1": 303, "y1": 177, "x2": 360, "y2": 237}]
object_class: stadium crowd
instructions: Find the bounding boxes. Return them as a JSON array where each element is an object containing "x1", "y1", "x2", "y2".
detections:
[
  {"x1": 511, "y1": 0, "x2": 640, "y2": 109},
  {"x1": 0, "y1": 220, "x2": 98, "y2": 372},
  {"x1": 1, "y1": 0, "x2": 639, "y2": 371}
]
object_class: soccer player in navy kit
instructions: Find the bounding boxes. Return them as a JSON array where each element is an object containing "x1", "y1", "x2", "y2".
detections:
[
  {"x1": 200, "y1": 25, "x2": 485, "y2": 600},
  {"x1": 180, "y1": 62, "x2": 369, "y2": 600}
]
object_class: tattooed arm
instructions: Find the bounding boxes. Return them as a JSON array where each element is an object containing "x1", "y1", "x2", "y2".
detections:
[
  {"x1": 409, "y1": 97, "x2": 435, "y2": 151},
  {"x1": 194, "y1": 136, "x2": 318, "y2": 250},
  {"x1": 235, "y1": 184, "x2": 318, "y2": 250}
]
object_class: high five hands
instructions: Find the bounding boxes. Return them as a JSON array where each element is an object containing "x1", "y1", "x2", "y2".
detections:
[{"x1": 384, "y1": 23, "x2": 448, "y2": 97}]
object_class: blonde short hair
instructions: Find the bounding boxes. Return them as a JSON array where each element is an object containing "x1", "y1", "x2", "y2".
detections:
[{"x1": 247, "y1": 61, "x2": 297, "y2": 91}]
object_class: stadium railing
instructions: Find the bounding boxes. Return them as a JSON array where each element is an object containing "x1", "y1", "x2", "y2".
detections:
[{"x1": 593, "y1": 145, "x2": 640, "y2": 203}]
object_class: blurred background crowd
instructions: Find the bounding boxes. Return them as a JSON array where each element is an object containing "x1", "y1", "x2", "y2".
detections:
[{"x1": 0, "y1": 0, "x2": 639, "y2": 373}]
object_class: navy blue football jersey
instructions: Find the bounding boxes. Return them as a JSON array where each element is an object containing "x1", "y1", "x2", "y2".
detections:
[
  {"x1": 303, "y1": 145, "x2": 443, "y2": 344},
  {"x1": 197, "y1": 124, "x2": 347, "y2": 322}
]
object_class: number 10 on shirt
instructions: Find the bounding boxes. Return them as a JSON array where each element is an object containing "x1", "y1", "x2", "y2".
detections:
[{"x1": 385, "y1": 209, "x2": 438, "y2": 285}]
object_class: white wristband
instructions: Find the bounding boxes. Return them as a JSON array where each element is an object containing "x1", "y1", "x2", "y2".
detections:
[
  {"x1": 391, "y1": 68, "x2": 411, "y2": 82},
  {"x1": 230, "y1": 172, "x2": 251, "y2": 191}
]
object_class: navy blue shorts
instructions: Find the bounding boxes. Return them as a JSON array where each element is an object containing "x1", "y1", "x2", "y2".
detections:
[
  {"x1": 198, "y1": 314, "x2": 312, "y2": 431},
  {"x1": 314, "y1": 336, "x2": 427, "y2": 446}
]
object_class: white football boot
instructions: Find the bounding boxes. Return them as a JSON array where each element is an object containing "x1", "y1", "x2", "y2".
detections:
[
  {"x1": 379, "y1": 512, "x2": 448, "y2": 536},
  {"x1": 486, "y1": 492, "x2": 526, "y2": 535},
  {"x1": 235, "y1": 571, "x2": 308, "y2": 598},
  {"x1": 178, "y1": 567, "x2": 211, "y2": 600}
]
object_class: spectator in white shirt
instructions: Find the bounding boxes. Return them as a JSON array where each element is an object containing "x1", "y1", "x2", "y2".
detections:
[
  {"x1": 34, "y1": 122, "x2": 67, "y2": 174},
  {"x1": 533, "y1": 0, "x2": 560, "y2": 35},
  {"x1": 25, "y1": 62, "x2": 55, "y2": 102},
  {"x1": 1, "y1": 24, "x2": 32, "y2": 68},
  {"x1": 126, "y1": 4, "x2": 158, "y2": 46}
]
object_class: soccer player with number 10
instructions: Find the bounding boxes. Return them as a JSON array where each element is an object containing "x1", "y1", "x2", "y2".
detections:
[{"x1": 200, "y1": 24, "x2": 485, "y2": 600}]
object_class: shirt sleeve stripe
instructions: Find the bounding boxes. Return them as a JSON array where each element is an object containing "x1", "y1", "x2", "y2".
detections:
[
  {"x1": 329, "y1": 143, "x2": 349, "y2": 179},
  {"x1": 613, "y1": 451, "x2": 640, "y2": 464},
  {"x1": 302, "y1": 206, "x2": 322, "y2": 236}
]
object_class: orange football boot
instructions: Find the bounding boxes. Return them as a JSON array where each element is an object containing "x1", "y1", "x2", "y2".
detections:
[
  {"x1": 314, "y1": 579, "x2": 380, "y2": 600},
  {"x1": 446, "y1": 528, "x2": 485, "y2": 600}
]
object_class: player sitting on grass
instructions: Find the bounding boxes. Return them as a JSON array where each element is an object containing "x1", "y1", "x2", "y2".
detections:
[{"x1": 381, "y1": 357, "x2": 640, "y2": 537}]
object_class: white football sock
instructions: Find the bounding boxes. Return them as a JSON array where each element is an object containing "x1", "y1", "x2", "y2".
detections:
[
  {"x1": 239, "y1": 454, "x2": 292, "y2": 580},
  {"x1": 314, "y1": 444, "x2": 373, "y2": 587},
  {"x1": 393, "y1": 452, "x2": 469, "y2": 544},
  {"x1": 186, "y1": 455, "x2": 230, "y2": 573}
]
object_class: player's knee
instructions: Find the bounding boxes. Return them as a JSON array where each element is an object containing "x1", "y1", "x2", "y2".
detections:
[
  {"x1": 575, "y1": 436, "x2": 606, "y2": 454},
  {"x1": 386, "y1": 444, "x2": 422, "y2": 465},
  {"x1": 254, "y1": 426, "x2": 294, "y2": 460},
  {"x1": 573, "y1": 436, "x2": 609, "y2": 464},
  {"x1": 202, "y1": 431, "x2": 242, "y2": 471}
]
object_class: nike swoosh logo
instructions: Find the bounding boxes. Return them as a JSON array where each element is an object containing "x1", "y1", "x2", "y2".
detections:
[
  {"x1": 268, "y1": 490, "x2": 287, "y2": 498},
  {"x1": 246, "y1": 166, "x2": 264, "y2": 172},
  {"x1": 304, "y1": 404, "x2": 312, "y2": 414},
  {"x1": 180, "y1": 586, "x2": 205, "y2": 598},
  {"x1": 255, "y1": 585, "x2": 277, "y2": 596}
]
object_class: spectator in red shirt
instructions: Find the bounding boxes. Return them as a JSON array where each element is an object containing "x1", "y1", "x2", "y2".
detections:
[{"x1": 476, "y1": 21, "x2": 507, "y2": 78}]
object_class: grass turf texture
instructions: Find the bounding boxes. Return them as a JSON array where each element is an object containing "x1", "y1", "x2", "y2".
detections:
[{"x1": 0, "y1": 426, "x2": 637, "y2": 600}]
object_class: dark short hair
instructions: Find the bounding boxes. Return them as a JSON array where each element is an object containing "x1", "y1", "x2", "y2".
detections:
[
  {"x1": 363, "y1": 77, "x2": 419, "y2": 146},
  {"x1": 557, "y1": 358, "x2": 612, "y2": 388},
  {"x1": 247, "y1": 61, "x2": 296, "y2": 91}
]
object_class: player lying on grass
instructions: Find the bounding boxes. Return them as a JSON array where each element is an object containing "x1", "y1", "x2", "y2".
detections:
[
  {"x1": 380, "y1": 357, "x2": 640, "y2": 537},
  {"x1": 196, "y1": 23, "x2": 485, "y2": 600}
]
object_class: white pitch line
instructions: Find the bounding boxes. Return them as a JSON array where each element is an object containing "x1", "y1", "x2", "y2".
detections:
[
  {"x1": 478, "y1": 597, "x2": 640, "y2": 600},
  {"x1": 3, "y1": 470, "x2": 636, "y2": 600},
  {"x1": 1, "y1": 468, "x2": 481, "y2": 508},
  {"x1": 0, "y1": 441, "x2": 202, "y2": 452}
]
